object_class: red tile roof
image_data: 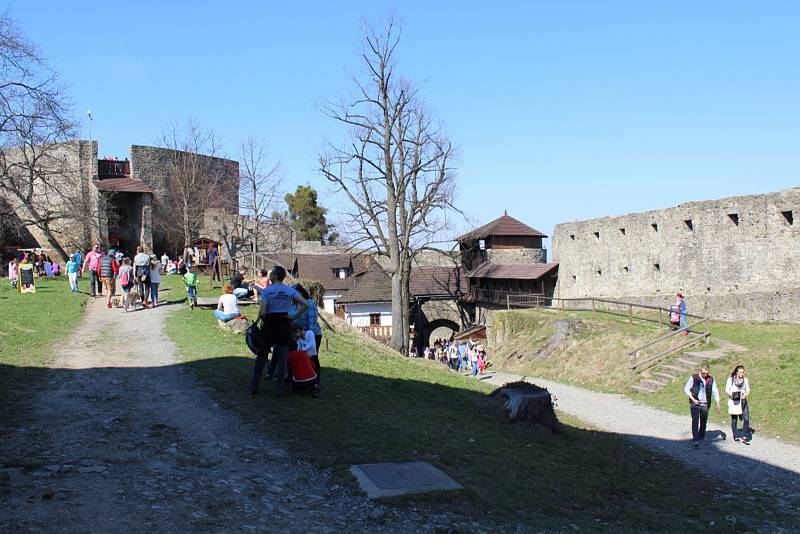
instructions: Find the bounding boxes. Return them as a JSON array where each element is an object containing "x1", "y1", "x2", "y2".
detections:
[
  {"x1": 456, "y1": 214, "x2": 547, "y2": 241},
  {"x1": 464, "y1": 262, "x2": 558, "y2": 280},
  {"x1": 92, "y1": 178, "x2": 152, "y2": 193}
]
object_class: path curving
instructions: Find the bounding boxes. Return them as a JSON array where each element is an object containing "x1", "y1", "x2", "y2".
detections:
[
  {"x1": 0, "y1": 296, "x2": 499, "y2": 533},
  {"x1": 482, "y1": 370, "x2": 800, "y2": 510}
]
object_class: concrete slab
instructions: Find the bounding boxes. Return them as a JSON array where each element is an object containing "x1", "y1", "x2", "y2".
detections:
[{"x1": 350, "y1": 461, "x2": 462, "y2": 498}]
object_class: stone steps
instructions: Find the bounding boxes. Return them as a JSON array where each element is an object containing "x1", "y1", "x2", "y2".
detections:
[{"x1": 631, "y1": 337, "x2": 748, "y2": 394}]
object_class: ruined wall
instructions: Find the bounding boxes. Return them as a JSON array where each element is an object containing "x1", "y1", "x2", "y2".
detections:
[
  {"x1": 1, "y1": 140, "x2": 99, "y2": 257},
  {"x1": 129, "y1": 145, "x2": 239, "y2": 253},
  {"x1": 553, "y1": 187, "x2": 800, "y2": 322}
]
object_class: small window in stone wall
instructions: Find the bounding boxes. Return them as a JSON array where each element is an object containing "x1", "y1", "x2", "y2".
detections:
[
  {"x1": 653, "y1": 263, "x2": 661, "y2": 272},
  {"x1": 619, "y1": 228, "x2": 626, "y2": 235},
  {"x1": 782, "y1": 210, "x2": 794, "y2": 225},
  {"x1": 728, "y1": 213, "x2": 739, "y2": 226},
  {"x1": 593, "y1": 231, "x2": 600, "y2": 239},
  {"x1": 623, "y1": 266, "x2": 629, "y2": 273},
  {"x1": 651, "y1": 223, "x2": 659, "y2": 232},
  {"x1": 570, "y1": 234, "x2": 575, "y2": 240},
  {"x1": 684, "y1": 219, "x2": 693, "y2": 230},
  {"x1": 572, "y1": 274, "x2": 576, "y2": 281},
  {"x1": 596, "y1": 269, "x2": 602, "y2": 276}
]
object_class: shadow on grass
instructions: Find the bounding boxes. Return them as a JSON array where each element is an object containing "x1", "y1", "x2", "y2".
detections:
[{"x1": 1, "y1": 357, "x2": 797, "y2": 532}]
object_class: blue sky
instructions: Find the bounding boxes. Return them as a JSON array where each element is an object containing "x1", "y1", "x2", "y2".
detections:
[{"x1": 12, "y1": 1, "x2": 800, "y2": 248}]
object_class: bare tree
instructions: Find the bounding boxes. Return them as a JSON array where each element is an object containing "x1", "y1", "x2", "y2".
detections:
[
  {"x1": 0, "y1": 11, "x2": 81, "y2": 262},
  {"x1": 319, "y1": 18, "x2": 459, "y2": 353},
  {"x1": 157, "y1": 118, "x2": 234, "y2": 251},
  {"x1": 239, "y1": 136, "x2": 283, "y2": 269}
]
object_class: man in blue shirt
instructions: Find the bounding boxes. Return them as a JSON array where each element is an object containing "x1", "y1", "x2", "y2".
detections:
[{"x1": 249, "y1": 265, "x2": 307, "y2": 396}]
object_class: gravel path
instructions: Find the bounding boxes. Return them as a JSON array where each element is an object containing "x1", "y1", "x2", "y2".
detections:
[
  {"x1": 482, "y1": 370, "x2": 800, "y2": 508},
  {"x1": 0, "y1": 296, "x2": 505, "y2": 533}
]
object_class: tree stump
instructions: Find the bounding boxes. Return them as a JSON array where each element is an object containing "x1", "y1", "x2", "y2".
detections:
[{"x1": 490, "y1": 381, "x2": 559, "y2": 431}]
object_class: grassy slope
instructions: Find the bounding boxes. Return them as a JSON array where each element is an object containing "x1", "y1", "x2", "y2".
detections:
[
  {"x1": 491, "y1": 309, "x2": 800, "y2": 442},
  {"x1": 160, "y1": 276, "x2": 793, "y2": 532},
  {"x1": 0, "y1": 276, "x2": 89, "y2": 425}
]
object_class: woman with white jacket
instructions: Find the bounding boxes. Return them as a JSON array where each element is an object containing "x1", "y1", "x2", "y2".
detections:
[{"x1": 725, "y1": 365, "x2": 751, "y2": 443}]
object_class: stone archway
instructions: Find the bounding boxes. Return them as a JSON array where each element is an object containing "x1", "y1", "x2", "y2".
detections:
[{"x1": 425, "y1": 318, "x2": 460, "y2": 347}]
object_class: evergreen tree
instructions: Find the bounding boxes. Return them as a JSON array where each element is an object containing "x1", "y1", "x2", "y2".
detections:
[{"x1": 283, "y1": 185, "x2": 333, "y2": 243}]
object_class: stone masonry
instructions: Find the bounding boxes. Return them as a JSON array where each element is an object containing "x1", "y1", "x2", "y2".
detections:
[{"x1": 553, "y1": 187, "x2": 800, "y2": 322}]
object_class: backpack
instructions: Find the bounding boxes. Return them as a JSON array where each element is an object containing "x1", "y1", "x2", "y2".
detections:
[
  {"x1": 119, "y1": 269, "x2": 129, "y2": 287},
  {"x1": 245, "y1": 318, "x2": 267, "y2": 357}
]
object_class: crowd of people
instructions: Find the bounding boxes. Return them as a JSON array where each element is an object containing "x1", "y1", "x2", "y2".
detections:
[{"x1": 415, "y1": 337, "x2": 488, "y2": 376}]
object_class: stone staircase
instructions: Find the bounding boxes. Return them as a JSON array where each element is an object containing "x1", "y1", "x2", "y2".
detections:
[{"x1": 630, "y1": 339, "x2": 747, "y2": 393}]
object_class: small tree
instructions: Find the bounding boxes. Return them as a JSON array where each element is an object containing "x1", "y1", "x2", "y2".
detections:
[
  {"x1": 319, "y1": 18, "x2": 459, "y2": 353},
  {"x1": 239, "y1": 136, "x2": 283, "y2": 268},
  {"x1": 157, "y1": 119, "x2": 233, "y2": 251}
]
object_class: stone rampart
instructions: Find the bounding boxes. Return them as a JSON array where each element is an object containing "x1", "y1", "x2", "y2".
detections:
[
  {"x1": 553, "y1": 187, "x2": 800, "y2": 322},
  {"x1": 487, "y1": 248, "x2": 547, "y2": 264}
]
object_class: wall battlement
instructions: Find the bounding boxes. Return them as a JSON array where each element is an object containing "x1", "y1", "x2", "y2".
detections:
[{"x1": 553, "y1": 187, "x2": 800, "y2": 322}]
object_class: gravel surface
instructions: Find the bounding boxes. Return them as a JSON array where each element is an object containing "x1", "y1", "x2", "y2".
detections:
[
  {"x1": 0, "y1": 296, "x2": 511, "y2": 533},
  {"x1": 482, "y1": 370, "x2": 800, "y2": 511}
]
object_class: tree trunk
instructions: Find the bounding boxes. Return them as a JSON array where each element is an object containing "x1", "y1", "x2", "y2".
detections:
[{"x1": 390, "y1": 271, "x2": 406, "y2": 354}]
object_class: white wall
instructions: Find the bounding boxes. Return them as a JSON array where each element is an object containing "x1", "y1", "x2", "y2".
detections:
[
  {"x1": 322, "y1": 291, "x2": 341, "y2": 314},
  {"x1": 345, "y1": 302, "x2": 392, "y2": 327}
]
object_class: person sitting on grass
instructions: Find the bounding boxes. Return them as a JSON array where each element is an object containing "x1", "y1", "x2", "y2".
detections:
[
  {"x1": 215, "y1": 284, "x2": 241, "y2": 322},
  {"x1": 231, "y1": 267, "x2": 255, "y2": 299}
]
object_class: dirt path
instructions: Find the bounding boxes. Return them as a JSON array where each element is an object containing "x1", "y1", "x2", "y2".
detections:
[
  {"x1": 0, "y1": 297, "x2": 499, "y2": 533},
  {"x1": 482, "y1": 371, "x2": 800, "y2": 510}
]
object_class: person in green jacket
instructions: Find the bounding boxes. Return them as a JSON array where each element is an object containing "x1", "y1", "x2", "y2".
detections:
[{"x1": 183, "y1": 264, "x2": 198, "y2": 309}]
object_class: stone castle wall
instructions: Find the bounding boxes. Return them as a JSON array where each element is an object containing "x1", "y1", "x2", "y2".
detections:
[
  {"x1": 487, "y1": 248, "x2": 547, "y2": 264},
  {"x1": 553, "y1": 187, "x2": 800, "y2": 322},
  {"x1": 1, "y1": 140, "x2": 99, "y2": 257}
]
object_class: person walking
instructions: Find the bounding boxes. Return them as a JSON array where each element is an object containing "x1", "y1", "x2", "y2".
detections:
[
  {"x1": 725, "y1": 365, "x2": 751, "y2": 443},
  {"x1": 183, "y1": 264, "x2": 198, "y2": 309},
  {"x1": 66, "y1": 254, "x2": 80, "y2": 292},
  {"x1": 133, "y1": 246, "x2": 151, "y2": 308},
  {"x1": 118, "y1": 258, "x2": 134, "y2": 311},
  {"x1": 82, "y1": 244, "x2": 103, "y2": 297},
  {"x1": 248, "y1": 266, "x2": 308, "y2": 397},
  {"x1": 8, "y1": 258, "x2": 18, "y2": 288},
  {"x1": 677, "y1": 292, "x2": 688, "y2": 335},
  {"x1": 149, "y1": 256, "x2": 162, "y2": 307},
  {"x1": 684, "y1": 362, "x2": 721, "y2": 447},
  {"x1": 99, "y1": 249, "x2": 118, "y2": 309},
  {"x1": 74, "y1": 250, "x2": 83, "y2": 278}
]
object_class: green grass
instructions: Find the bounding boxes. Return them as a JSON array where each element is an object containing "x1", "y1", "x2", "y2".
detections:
[
  {"x1": 636, "y1": 320, "x2": 800, "y2": 442},
  {"x1": 0, "y1": 276, "x2": 89, "y2": 425},
  {"x1": 160, "y1": 277, "x2": 796, "y2": 531},
  {"x1": 491, "y1": 309, "x2": 800, "y2": 443}
]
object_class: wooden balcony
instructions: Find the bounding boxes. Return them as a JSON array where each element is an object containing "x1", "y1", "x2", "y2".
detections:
[
  {"x1": 473, "y1": 288, "x2": 548, "y2": 307},
  {"x1": 358, "y1": 325, "x2": 393, "y2": 343}
]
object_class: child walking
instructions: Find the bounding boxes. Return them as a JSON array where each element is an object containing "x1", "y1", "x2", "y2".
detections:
[
  {"x1": 118, "y1": 258, "x2": 134, "y2": 311},
  {"x1": 66, "y1": 254, "x2": 79, "y2": 292},
  {"x1": 8, "y1": 258, "x2": 18, "y2": 288},
  {"x1": 183, "y1": 264, "x2": 198, "y2": 309}
]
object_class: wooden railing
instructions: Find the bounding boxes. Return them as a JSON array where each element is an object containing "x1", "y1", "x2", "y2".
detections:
[
  {"x1": 498, "y1": 292, "x2": 711, "y2": 372},
  {"x1": 358, "y1": 325, "x2": 392, "y2": 342},
  {"x1": 473, "y1": 288, "x2": 546, "y2": 306}
]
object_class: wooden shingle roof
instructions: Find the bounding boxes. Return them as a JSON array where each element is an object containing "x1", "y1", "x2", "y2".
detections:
[
  {"x1": 464, "y1": 262, "x2": 558, "y2": 280},
  {"x1": 456, "y1": 214, "x2": 547, "y2": 241}
]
